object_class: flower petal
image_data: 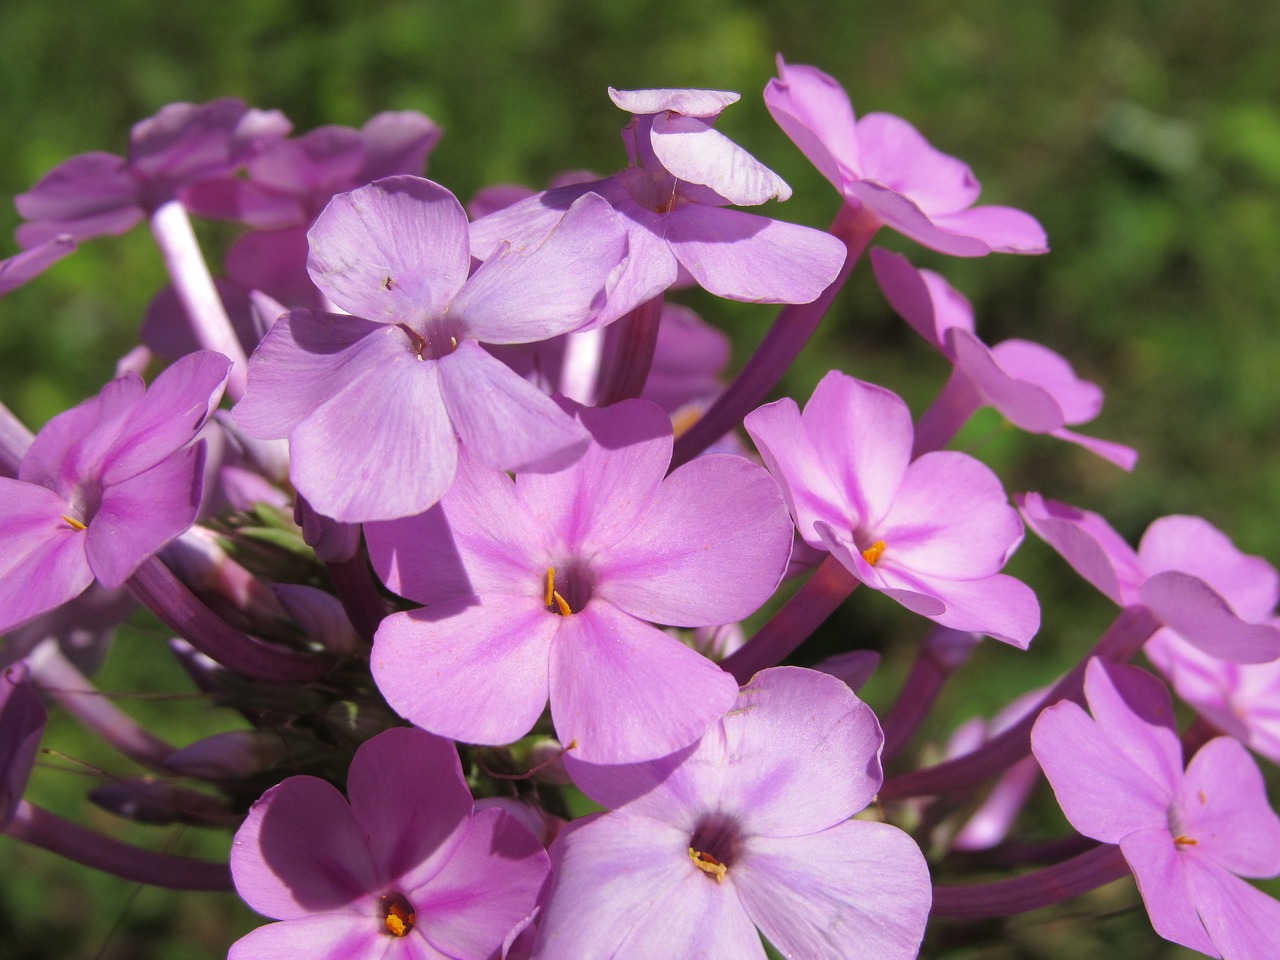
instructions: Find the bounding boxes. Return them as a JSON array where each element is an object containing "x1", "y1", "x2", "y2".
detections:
[
  {"x1": 650, "y1": 113, "x2": 790, "y2": 204},
  {"x1": 930, "y1": 204, "x2": 1049, "y2": 255},
  {"x1": 735, "y1": 821, "x2": 931, "y2": 960},
  {"x1": 1141, "y1": 571, "x2": 1280, "y2": 663},
  {"x1": 307, "y1": 176, "x2": 469, "y2": 323},
  {"x1": 1181, "y1": 736, "x2": 1280, "y2": 877},
  {"x1": 371, "y1": 599, "x2": 556, "y2": 747},
  {"x1": 549, "y1": 604, "x2": 737, "y2": 764},
  {"x1": 0, "y1": 480, "x2": 93, "y2": 634},
  {"x1": 1119, "y1": 829, "x2": 1217, "y2": 957},
  {"x1": 764, "y1": 58, "x2": 860, "y2": 195},
  {"x1": 1183, "y1": 855, "x2": 1280, "y2": 960},
  {"x1": 228, "y1": 916, "x2": 389, "y2": 960},
  {"x1": 596, "y1": 453, "x2": 792, "y2": 626}
]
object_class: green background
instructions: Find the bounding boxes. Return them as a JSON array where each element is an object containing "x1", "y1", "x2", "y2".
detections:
[{"x1": 2, "y1": 0, "x2": 1277, "y2": 957}]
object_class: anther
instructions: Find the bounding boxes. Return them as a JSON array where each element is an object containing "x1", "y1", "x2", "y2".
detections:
[
  {"x1": 861, "y1": 539, "x2": 886, "y2": 565},
  {"x1": 380, "y1": 893, "x2": 415, "y2": 937},
  {"x1": 544, "y1": 567, "x2": 572, "y2": 616},
  {"x1": 61, "y1": 514, "x2": 87, "y2": 531},
  {"x1": 689, "y1": 847, "x2": 727, "y2": 883},
  {"x1": 1174, "y1": 835, "x2": 1198, "y2": 848}
]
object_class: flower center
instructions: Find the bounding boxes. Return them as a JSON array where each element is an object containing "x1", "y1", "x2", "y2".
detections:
[
  {"x1": 400, "y1": 320, "x2": 462, "y2": 361},
  {"x1": 688, "y1": 813, "x2": 742, "y2": 885},
  {"x1": 861, "y1": 539, "x2": 887, "y2": 565},
  {"x1": 544, "y1": 563, "x2": 593, "y2": 615},
  {"x1": 380, "y1": 891, "x2": 416, "y2": 937}
]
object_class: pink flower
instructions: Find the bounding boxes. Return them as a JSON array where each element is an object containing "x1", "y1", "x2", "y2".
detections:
[
  {"x1": 765, "y1": 56, "x2": 1047, "y2": 256},
  {"x1": 745, "y1": 370, "x2": 1039, "y2": 646},
  {"x1": 1033, "y1": 658, "x2": 1280, "y2": 959},
  {"x1": 533, "y1": 667, "x2": 931, "y2": 959},
  {"x1": 230, "y1": 726, "x2": 549, "y2": 960}
]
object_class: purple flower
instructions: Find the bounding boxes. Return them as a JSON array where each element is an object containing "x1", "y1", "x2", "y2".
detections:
[
  {"x1": 233, "y1": 175, "x2": 630, "y2": 522},
  {"x1": 1033, "y1": 658, "x2": 1280, "y2": 958},
  {"x1": 229, "y1": 726, "x2": 549, "y2": 960},
  {"x1": 871, "y1": 247, "x2": 1137, "y2": 467},
  {"x1": 15, "y1": 99, "x2": 290, "y2": 247},
  {"x1": 1018, "y1": 496, "x2": 1280, "y2": 662},
  {"x1": 764, "y1": 57, "x2": 1048, "y2": 256},
  {"x1": 365, "y1": 398, "x2": 794, "y2": 763},
  {"x1": 745, "y1": 370, "x2": 1039, "y2": 647},
  {"x1": 1, "y1": 665, "x2": 46, "y2": 829},
  {"x1": 0, "y1": 235, "x2": 76, "y2": 296},
  {"x1": 0, "y1": 351, "x2": 230, "y2": 634},
  {"x1": 532, "y1": 667, "x2": 931, "y2": 959},
  {"x1": 470, "y1": 87, "x2": 848, "y2": 323}
]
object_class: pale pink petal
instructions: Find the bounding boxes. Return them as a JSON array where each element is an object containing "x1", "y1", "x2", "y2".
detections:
[
  {"x1": 287, "y1": 331, "x2": 457, "y2": 522},
  {"x1": 231, "y1": 777, "x2": 379, "y2": 919},
  {"x1": 855, "y1": 113, "x2": 981, "y2": 216},
  {"x1": 803, "y1": 373, "x2": 914, "y2": 531},
  {"x1": 410, "y1": 808, "x2": 549, "y2": 960},
  {"x1": 846, "y1": 180, "x2": 990, "y2": 257},
  {"x1": 87, "y1": 444, "x2": 205, "y2": 586},
  {"x1": 875, "y1": 570, "x2": 1039, "y2": 648},
  {"x1": 0, "y1": 481, "x2": 92, "y2": 634},
  {"x1": 437, "y1": 342, "x2": 588, "y2": 474},
  {"x1": 1181, "y1": 737, "x2": 1280, "y2": 878},
  {"x1": 596, "y1": 454, "x2": 792, "y2": 626},
  {"x1": 988, "y1": 339, "x2": 1102, "y2": 424},
  {"x1": 345, "y1": 728, "x2": 472, "y2": 886},
  {"x1": 764, "y1": 58, "x2": 860, "y2": 194},
  {"x1": 228, "y1": 916, "x2": 390, "y2": 960},
  {"x1": 1017, "y1": 493, "x2": 1138, "y2": 605},
  {"x1": 1138, "y1": 515, "x2": 1279, "y2": 621},
  {"x1": 1141, "y1": 572, "x2": 1280, "y2": 663},
  {"x1": 307, "y1": 176, "x2": 469, "y2": 322},
  {"x1": 666, "y1": 205, "x2": 845, "y2": 304},
  {"x1": 651, "y1": 113, "x2": 790, "y2": 204},
  {"x1": 1046, "y1": 427, "x2": 1140, "y2": 470},
  {"x1": 371, "y1": 599, "x2": 556, "y2": 747},
  {"x1": 1081, "y1": 659, "x2": 1185, "y2": 789},
  {"x1": 1184, "y1": 856, "x2": 1280, "y2": 960},
  {"x1": 744, "y1": 396, "x2": 850, "y2": 549},
  {"x1": 869, "y1": 248, "x2": 948, "y2": 349},
  {"x1": 608, "y1": 87, "x2": 740, "y2": 118},
  {"x1": 735, "y1": 821, "x2": 930, "y2": 960},
  {"x1": 515, "y1": 399, "x2": 671, "y2": 556},
  {"x1": 1119, "y1": 829, "x2": 1218, "y2": 956},
  {"x1": 930, "y1": 204, "x2": 1049, "y2": 255},
  {"x1": 950, "y1": 332, "x2": 1065, "y2": 432},
  {"x1": 548, "y1": 604, "x2": 737, "y2": 763},
  {"x1": 533, "y1": 815, "x2": 763, "y2": 960}
]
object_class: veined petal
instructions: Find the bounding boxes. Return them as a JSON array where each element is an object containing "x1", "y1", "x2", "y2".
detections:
[
  {"x1": 454, "y1": 192, "x2": 627, "y2": 343},
  {"x1": 20, "y1": 375, "x2": 144, "y2": 492},
  {"x1": 533, "y1": 815, "x2": 763, "y2": 960},
  {"x1": 764, "y1": 58, "x2": 860, "y2": 194},
  {"x1": 744, "y1": 396, "x2": 850, "y2": 548},
  {"x1": 287, "y1": 329, "x2": 457, "y2": 522},
  {"x1": 228, "y1": 916, "x2": 390, "y2": 960},
  {"x1": 735, "y1": 822, "x2": 930, "y2": 960},
  {"x1": 307, "y1": 176, "x2": 469, "y2": 323},
  {"x1": 411, "y1": 808, "x2": 549, "y2": 960},
  {"x1": 437, "y1": 342, "x2": 588, "y2": 474},
  {"x1": 651, "y1": 113, "x2": 790, "y2": 204},
  {"x1": 855, "y1": 112, "x2": 981, "y2": 216},
  {"x1": 231, "y1": 777, "x2": 379, "y2": 919},
  {"x1": 0, "y1": 481, "x2": 92, "y2": 634},
  {"x1": 101, "y1": 351, "x2": 229, "y2": 484},
  {"x1": 549, "y1": 604, "x2": 737, "y2": 764},
  {"x1": 803, "y1": 372, "x2": 911, "y2": 528},
  {"x1": 515, "y1": 399, "x2": 671, "y2": 556},
  {"x1": 346, "y1": 728, "x2": 472, "y2": 887},
  {"x1": 666, "y1": 205, "x2": 845, "y2": 304},
  {"x1": 233, "y1": 310, "x2": 389, "y2": 440},
  {"x1": 87, "y1": 443, "x2": 205, "y2": 587},
  {"x1": 608, "y1": 87, "x2": 741, "y2": 118},
  {"x1": 597, "y1": 454, "x2": 791, "y2": 626},
  {"x1": 1119, "y1": 829, "x2": 1217, "y2": 957},
  {"x1": 371, "y1": 599, "x2": 556, "y2": 747}
]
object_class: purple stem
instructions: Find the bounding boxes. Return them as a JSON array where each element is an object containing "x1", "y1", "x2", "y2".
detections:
[
  {"x1": 27, "y1": 641, "x2": 175, "y2": 771},
  {"x1": 721, "y1": 555, "x2": 860, "y2": 685},
  {"x1": 880, "y1": 630, "x2": 979, "y2": 763},
  {"x1": 912, "y1": 369, "x2": 982, "y2": 458},
  {"x1": 671, "y1": 204, "x2": 880, "y2": 469},
  {"x1": 594, "y1": 293, "x2": 665, "y2": 406},
  {"x1": 0, "y1": 400, "x2": 34, "y2": 475},
  {"x1": 880, "y1": 606, "x2": 1161, "y2": 800},
  {"x1": 149, "y1": 199, "x2": 248, "y2": 400},
  {"x1": 127, "y1": 556, "x2": 333, "y2": 683},
  {"x1": 326, "y1": 552, "x2": 385, "y2": 644},
  {"x1": 5, "y1": 799, "x2": 232, "y2": 891},
  {"x1": 931, "y1": 842, "x2": 1129, "y2": 919}
]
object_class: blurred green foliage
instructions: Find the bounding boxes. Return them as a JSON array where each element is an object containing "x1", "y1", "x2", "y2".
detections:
[{"x1": 1, "y1": 0, "x2": 1277, "y2": 957}]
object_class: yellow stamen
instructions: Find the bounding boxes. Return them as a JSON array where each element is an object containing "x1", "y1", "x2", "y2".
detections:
[
  {"x1": 61, "y1": 514, "x2": 87, "y2": 531},
  {"x1": 689, "y1": 847, "x2": 727, "y2": 884},
  {"x1": 1174, "y1": 835, "x2": 1198, "y2": 847},
  {"x1": 544, "y1": 567, "x2": 573, "y2": 615},
  {"x1": 861, "y1": 539, "x2": 886, "y2": 565},
  {"x1": 671, "y1": 406, "x2": 702, "y2": 439},
  {"x1": 381, "y1": 896, "x2": 415, "y2": 937}
]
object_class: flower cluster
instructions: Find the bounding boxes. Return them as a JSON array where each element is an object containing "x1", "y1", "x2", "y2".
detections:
[{"x1": 2, "y1": 57, "x2": 1278, "y2": 960}]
